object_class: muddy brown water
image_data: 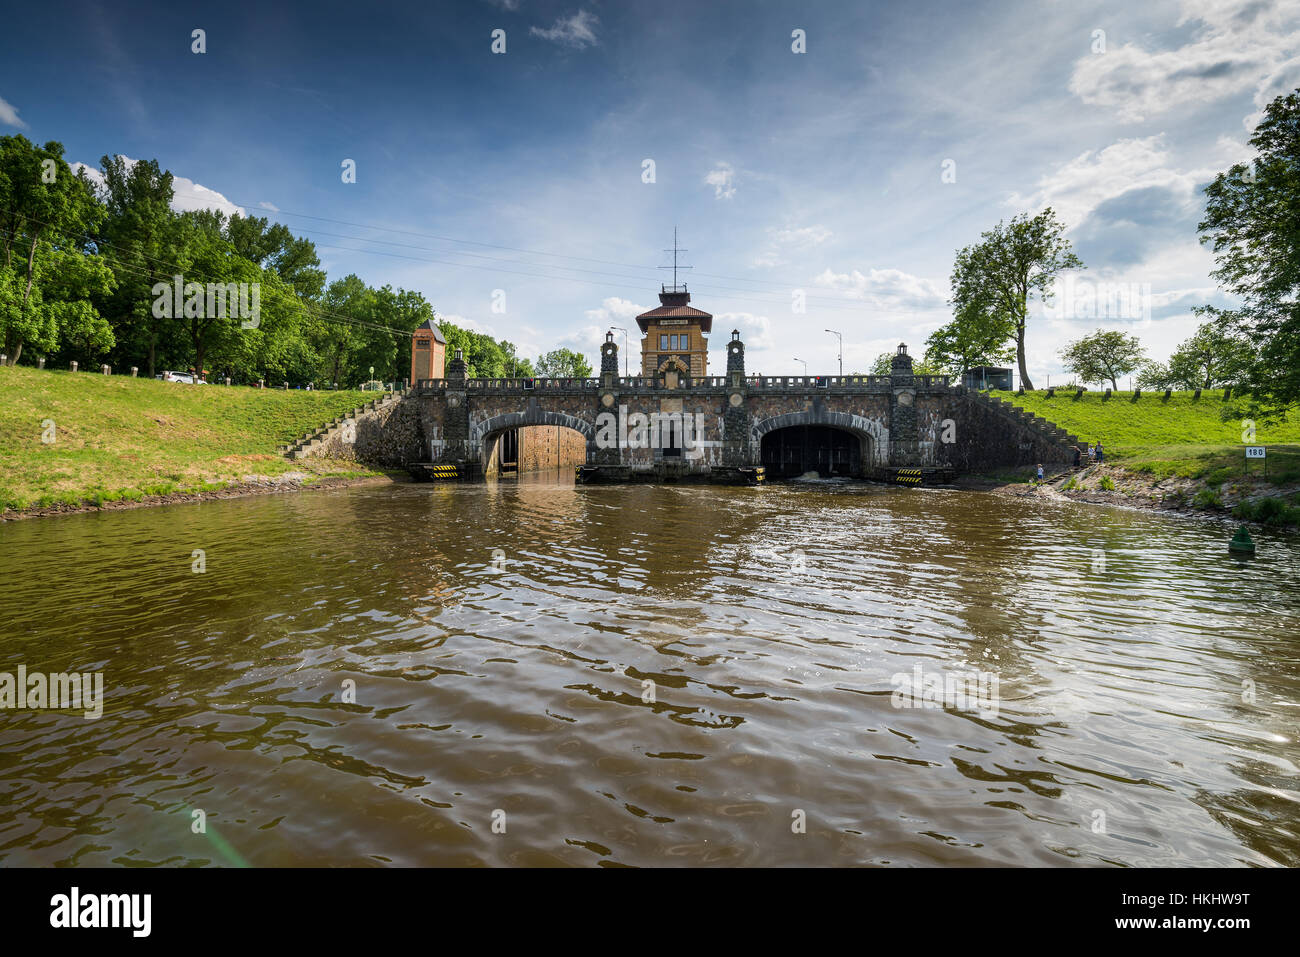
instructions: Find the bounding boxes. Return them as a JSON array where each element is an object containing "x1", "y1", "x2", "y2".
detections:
[{"x1": 1, "y1": 473, "x2": 1298, "y2": 866}]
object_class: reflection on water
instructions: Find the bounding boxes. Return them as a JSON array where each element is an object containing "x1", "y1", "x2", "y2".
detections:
[{"x1": 1, "y1": 472, "x2": 1298, "y2": 866}]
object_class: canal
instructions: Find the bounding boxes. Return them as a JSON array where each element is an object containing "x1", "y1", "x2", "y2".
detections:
[{"x1": 1, "y1": 475, "x2": 1298, "y2": 866}]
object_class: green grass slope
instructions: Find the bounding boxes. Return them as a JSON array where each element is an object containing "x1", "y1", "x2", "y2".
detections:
[
  {"x1": 989, "y1": 389, "x2": 1300, "y2": 484},
  {"x1": 0, "y1": 365, "x2": 374, "y2": 511}
]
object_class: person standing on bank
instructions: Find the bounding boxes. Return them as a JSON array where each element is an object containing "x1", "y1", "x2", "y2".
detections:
[
  {"x1": 1036, "y1": 463, "x2": 1044, "y2": 482},
  {"x1": 1095, "y1": 442, "x2": 1104, "y2": 465},
  {"x1": 1071, "y1": 445, "x2": 1082, "y2": 468}
]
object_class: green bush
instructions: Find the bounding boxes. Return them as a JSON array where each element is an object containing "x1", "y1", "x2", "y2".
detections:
[
  {"x1": 1099, "y1": 476, "x2": 1116, "y2": 491},
  {"x1": 1194, "y1": 487, "x2": 1223, "y2": 509},
  {"x1": 1233, "y1": 496, "x2": 1300, "y2": 526}
]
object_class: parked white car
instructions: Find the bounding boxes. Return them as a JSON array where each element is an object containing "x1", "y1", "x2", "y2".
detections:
[{"x1": 161, "y1": 371, "x2": 206, "y2": 384}]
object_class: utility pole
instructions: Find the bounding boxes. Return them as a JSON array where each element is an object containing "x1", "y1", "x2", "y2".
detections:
[
  {"x1": 825, "y1": 329, "x2": 842, "y2": 377},
  {"x1": 610, "y1": 326, "x2": 630, "y2": 377}
]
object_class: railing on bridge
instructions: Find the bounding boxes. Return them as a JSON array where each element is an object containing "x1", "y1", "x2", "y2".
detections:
[{"x1": 413, "y1": 373, "x2": 951, "y2": 393}]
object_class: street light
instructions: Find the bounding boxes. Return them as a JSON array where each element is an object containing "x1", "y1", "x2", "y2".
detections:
[
  {"x1": 610, "y1": 326, "x2": 630, "y2": 377},
  {"x1": 824, "y1": 330, "x2": 842, "y2": 377},
  {"x1": 793, "y1": 357, "x2": 807, "y2": 376}
]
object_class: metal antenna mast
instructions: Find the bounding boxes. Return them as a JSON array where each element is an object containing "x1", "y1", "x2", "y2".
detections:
[{"x1": 659, "y1": 227, "x2": 692, "y2": 292}]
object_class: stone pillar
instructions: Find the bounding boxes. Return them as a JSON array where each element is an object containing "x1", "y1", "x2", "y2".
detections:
[
  {"x1": 443, "y1": 348, "x2": 471, "y2": 462},
  {"x1": 37, "y1": 358, "x2": 45, "y2": 370},
  {"x1": 889, "y1": 343, "x2": 918, "y2": 466},
  {"x1": 102, "y1": 364, "x2": 110, "y2": 375},
  {"x1": 131, "y1": 366, "x2": 138, "y2": 377},
  {"x1": 593, "y1": 333, "x2": 620, "y2": 466},
  {"x1": 70, "y1": 361, "x2": 78, "y2": 373},
  {"x1": 225, "y1": 377, "x2": 231, "y2": 386},
  {"x1": 723, "y1": 329, "x2": 751, "y2": 466},
  {"x1": 0, "y1": 354, "x2": 6, "y2": 365},
  {"x1": 600, "y1": 332, "x2": 618, "y2": 383}
]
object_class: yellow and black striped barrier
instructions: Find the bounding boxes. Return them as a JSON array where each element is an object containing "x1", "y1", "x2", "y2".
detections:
[
  {"x1": 425, "y1": 464, "x2": 461, "y2": 480},
  {"x1": 894, "y1": 468, "x2": 923, "y2": 485}
]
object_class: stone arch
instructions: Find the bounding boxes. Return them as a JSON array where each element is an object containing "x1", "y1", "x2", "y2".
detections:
[
  {"x1": 473, "y1": 408, "x2": 596, "y2": 444},
  {"x1": 656, "y1": 355, "x2": 690, "y2": 375},
  {"x1": 750, "y1": 409, "x2": 888, "y2": 466},
  {"x1": 473, "y1": 408, "x2": 596, "y2": 472}
]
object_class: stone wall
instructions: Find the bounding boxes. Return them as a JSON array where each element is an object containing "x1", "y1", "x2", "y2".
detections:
[
  {"x1": 305, "y1": 392, "x2": 423, "y2": 466},
  {"x1": 300, "y1": 376, "x2": 1078, "y2": 477}
]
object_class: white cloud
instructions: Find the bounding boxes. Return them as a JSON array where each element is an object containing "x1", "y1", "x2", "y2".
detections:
[
  {"x1": 812, "y1": 267, "x2": 946, "y2": 311},
  {"x1": 1068, "y1": 0, "x2": 1300, "y2": 123},
  {"x1": 258, "y1": 201, "x2": 281, "y2": 212},
  {"x1": 705, "y1": 162, "x2": 736, "y2": 200},
  {"x1": 1005, "y1": 135, "x2": 1224, "y2": 229},
  {"x1": 753, "y1": 225, "x2": 832, "y2": 267},
  {"x1": 716, "y1": 312, "x2": 774, "y2": 350},
  {"x1": 530, "y1": 10, "x2": 599, "y2": 49},
  {"x1": 0, "y1": 95, "x2": 27, "y2": 129},
  {"x1": 71, "y1": 156, "x2": 244, "y2": 220},
  {"x1": 583, "y1": 296, "x2": 647, "y2": 326}
]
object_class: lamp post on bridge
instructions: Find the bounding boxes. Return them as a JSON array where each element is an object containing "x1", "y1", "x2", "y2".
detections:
[
  {"x1": 793, "y1": 357, "x2": 807, "y2": 376},
  {"x1": 610, "y1": 326, "x2": 629, "y2": 377},
  {"x1": 824, "y1": 329, "x2": 842, "y2": 377}
]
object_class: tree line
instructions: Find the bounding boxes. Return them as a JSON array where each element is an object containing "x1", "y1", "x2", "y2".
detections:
[
  {"x1": 0, "y1": 137, "x2": 592, "y2": 385},
  {"x1": 908, "y1": 86, "x2": 1300, "y2": 415}
]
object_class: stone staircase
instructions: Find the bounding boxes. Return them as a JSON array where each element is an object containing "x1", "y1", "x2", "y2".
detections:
[
  {"x1": 279, "y1": 389, "x2": 405, "y2": 461},
  {"x1": 968, "y1": 389, "x2": 1087, "y2": 454}
]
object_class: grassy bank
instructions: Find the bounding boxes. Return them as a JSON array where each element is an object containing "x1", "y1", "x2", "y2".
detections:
[
  {"x1": 0, "y1": 365, "x2": 376, "y2": 512},
  {"x1": 988, "y1": 389, "x2": 1300, "y2": 485}
]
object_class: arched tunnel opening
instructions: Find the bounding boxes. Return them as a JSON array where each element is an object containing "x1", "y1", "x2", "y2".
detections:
[
  {"x1": 760, "y1": 425, "x2": 864, "y2": 478},
  {"x1": 485, "y1": 425, "x2": 587, "y2": 477}
]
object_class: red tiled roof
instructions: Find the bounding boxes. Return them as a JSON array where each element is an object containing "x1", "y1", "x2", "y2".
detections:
[{"x1": 635, "y1": 290, "x2": 713, "y2": 332}]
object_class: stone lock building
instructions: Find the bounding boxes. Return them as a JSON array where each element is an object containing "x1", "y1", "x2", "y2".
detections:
[{"x1": 295, "y1": 285, "x2": 1084, "y2": 484}]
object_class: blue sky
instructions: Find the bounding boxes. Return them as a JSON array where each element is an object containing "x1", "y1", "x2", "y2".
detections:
[{"x1": 2, "y1": 0, "x2": 1298, "y2": 380}]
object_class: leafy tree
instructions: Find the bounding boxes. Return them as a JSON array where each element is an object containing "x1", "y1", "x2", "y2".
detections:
[
  {"x1": 1198, "y1": 89, "x2": 1300, "y2": 412},
  {"x1": 1136, "y1": 361, "x2": 1178, "y2": 391},
  {"x1": 94, "y1": 155, "x2": 178, "y2": 377},
  {"x1": 42, "y1": 246, "x2": 117, "y2": 364},
  {"x1": 0, "y1": 136, "x2": 104, "y2": 363},
  {"x1": 1166, "y1": 321, "x2": 1252, "y2": 389},
  {"x1": 924, "y1": 295, "x2": 1017, "y2": 376},
  {"x1": 1060, "y1": 329, "x2": 1146, "y2": 391},
  {"x1": 868, "y1": 351, "x2": 943, "y2": 376},
  {"x1": 312, "y1": 274, "x2": 376, "y2": 387},
  {"x1": 536, "y1": 347, "x2": 593, "y2": 378},
  {"x1": 951, "y1": 208, "x2": 1083, "y2": 390},
  {"x1": 225, "y1": 213, "x2": 325, "y2": 299}
]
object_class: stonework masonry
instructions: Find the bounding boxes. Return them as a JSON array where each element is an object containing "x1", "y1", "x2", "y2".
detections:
[{"x1": 291, "y1": 337, "x2": 1082, "y2": 479}]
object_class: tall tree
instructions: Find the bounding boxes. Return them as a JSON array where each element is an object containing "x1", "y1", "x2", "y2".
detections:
[
  {"x1": 1166, "y1": 321, "x2": 1252, "y2": 389},
  {"x1": 94, "y1": 155, "x2": 177, "y2": 377},
  {"x1": 0, "y1": 136, "x2": 104, "y2": 363},
  {"x1": 924, "y1": 295, "x2": 1017, "y2": 376},
  {"x1": 1198, "y1": 87, "x2": 1300, "y2": 413},
  {"x1": 951, "y1": 208, "x2": 1083, "y2": 390},
  {"x1": 1059, "y1": 329, "x2": 1145, "y2": 391}
]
